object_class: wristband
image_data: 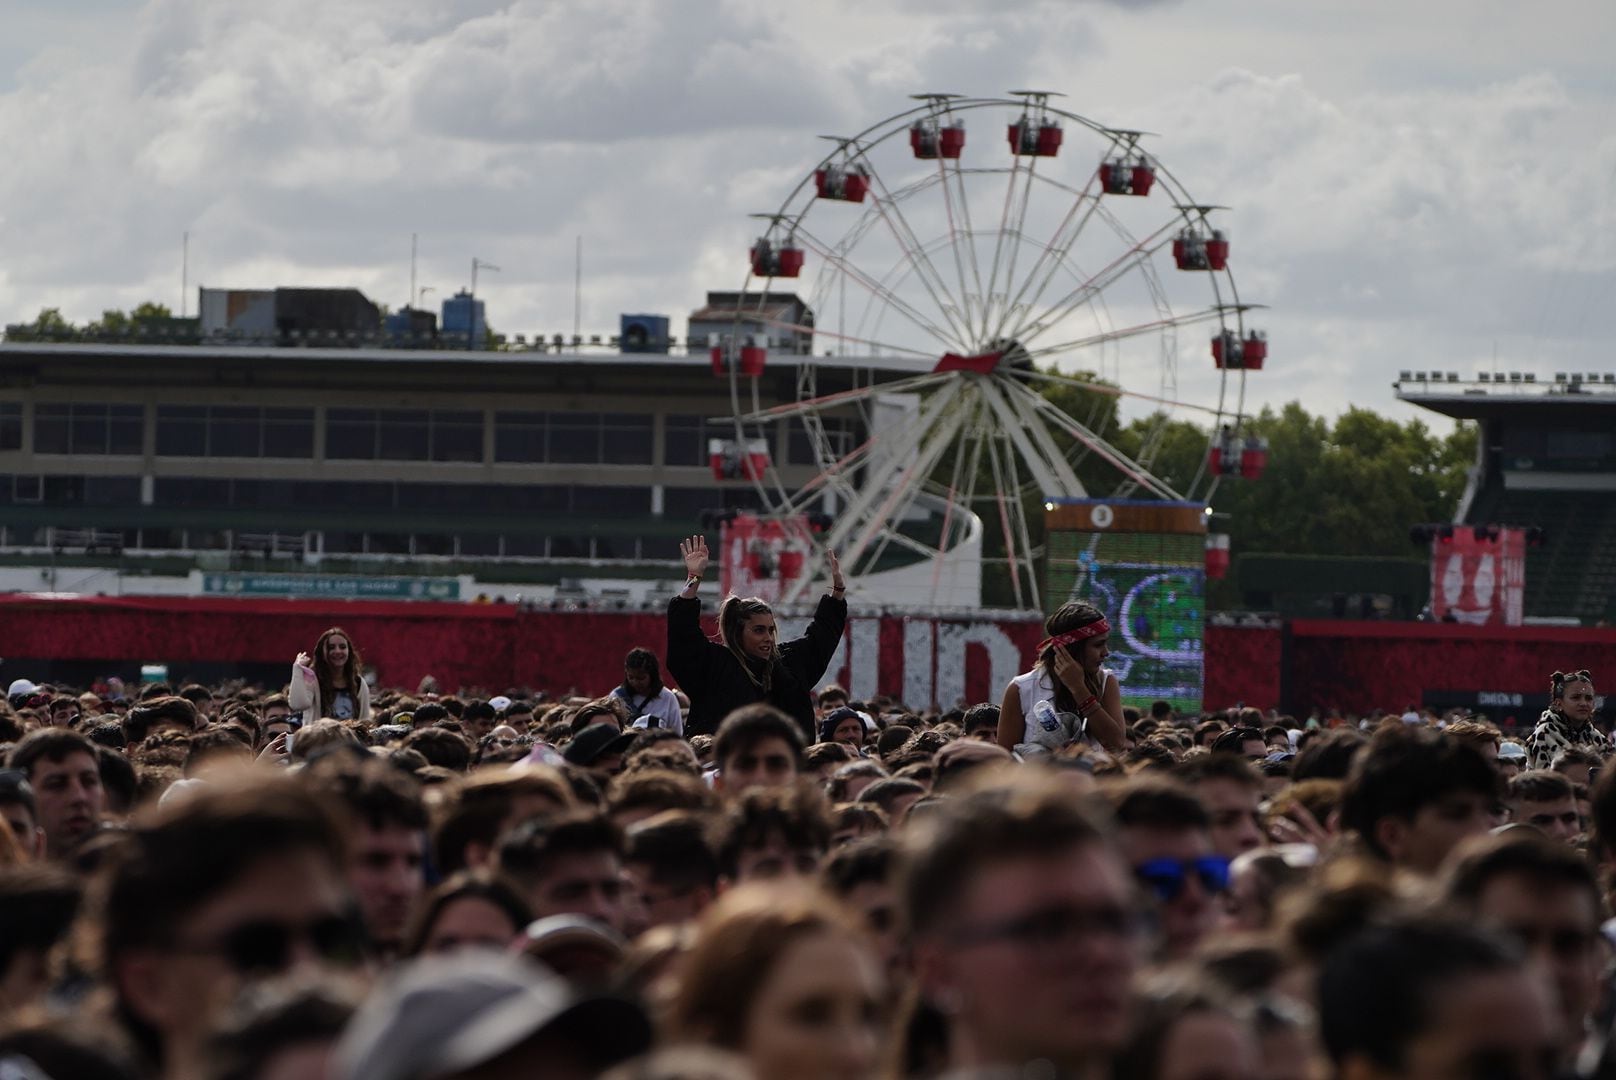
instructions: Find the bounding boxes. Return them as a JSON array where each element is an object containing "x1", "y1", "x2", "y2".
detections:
[
  {"x1": 685, "y1": 576, "x2": 701, "y2": 589},
  {"x1": 1077, "y1": 695, "x2": 1098, "y2": 716}
]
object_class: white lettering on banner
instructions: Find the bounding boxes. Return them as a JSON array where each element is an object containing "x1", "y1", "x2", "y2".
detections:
[
  {"x1": 904, "y1": 619, "x2": 936, "y2": 710},
  {"x1": 934, "y1": 622, "x2": 1024, "y2": 710}
]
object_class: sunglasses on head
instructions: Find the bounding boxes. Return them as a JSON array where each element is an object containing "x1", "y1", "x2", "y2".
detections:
[
  {"x1": 1135, "y1": 856, "x2": 1231, "y2": 902},
  {"x1": 180, "y1": 911, "x2": 369, "y2": 974}
]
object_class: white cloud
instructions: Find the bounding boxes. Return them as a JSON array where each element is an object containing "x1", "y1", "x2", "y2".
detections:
[{"x1": 0, "y1": 0, "x2": 1611, "y2": 435}]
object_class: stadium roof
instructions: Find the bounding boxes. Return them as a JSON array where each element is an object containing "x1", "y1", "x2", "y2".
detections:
[{"x1": 1395, "y1": 375, "x2": 1616, "y2": 421}]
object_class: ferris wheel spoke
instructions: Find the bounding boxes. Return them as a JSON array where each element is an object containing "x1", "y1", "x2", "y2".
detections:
[
  {"x1": 1017, "y1": 367, "x2": 1235, "y2": 420},
  {"x1": 1022, "y1": 306, "x2": 1226, "y2": 361},
  {"x1": 979, "y1": 153, "x2": 1036, "y2": 344},
  {"x1": 1006, "y1": 379, "x2": 1183, "y2": 500},
  {"x1": 975, "y1": 379, "x2": 1082, "y2": 497},
  {"x1": 818, "y1": 381, "x2": 967, "y2": 579},
  {"x1": 862, "y1": 169, "x2": 977, "y2": 348},
  {"x1": 794, "y1": 225, "x2": 968, "y2": 353},
  {"x1": 1008, "y1": 213, "x2": 1183, "y2": 347},
  {"x1": 992, "y1": 182, "x2": 1104, "y2": 346},
  {"x1": 986, "y1": 160, "x2": 1046, "y2": 346},
  {"x1": 996, "y1": 426, "x2": 1043, "y2": 611},
  {"x1": 727, "y1": 370, "x2": 952, "y2": 426},
  {"x1": 982, "y1": 431, "x2": 1027, "y2": 610},
  {"x1": 931, "y1": 158, "x2": 981, "y2": 343}
]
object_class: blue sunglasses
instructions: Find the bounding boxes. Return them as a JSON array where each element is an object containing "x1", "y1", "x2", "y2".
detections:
[{"x1": 1135, "y1": 856, "x2": 1231, "y2": 902}]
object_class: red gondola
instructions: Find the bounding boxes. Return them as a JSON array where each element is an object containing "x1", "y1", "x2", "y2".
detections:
[
  {"x1": 1008, "y1": 116, "x2": 1062, "y2": 157},
  {"x1": 1242, "y1": 331, "x2": 1267, "y2": 370},
  {"x1": 815, "y1": 165, "x2": 869, "y2": 202},
  {"x1": 710, "y1": 335, "x2": 767, "y2": 378},
  {"x1": 1098, "y1": 157, "x2": 1154, "y2": 196},
  {"x1": 750, "y1": 238, "x2": 804, "y2": 279},
  {"x1": 1205, "y1": 533, "x2": 1231, "y2": 580},
  {"x1": 911, "y1": 119, "x2": 966, "y2": 160},
  {"x1": 709, "y1": 438, "x2": 770, "y2": 482},
  {"x1": 1173, "y1": 228, "x2": 1230, "y2": 272},
  {"x1": 1240, "y1": 436, "x2": 1269, "y2": 479}
]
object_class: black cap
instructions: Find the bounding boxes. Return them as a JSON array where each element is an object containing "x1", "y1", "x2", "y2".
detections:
[{"x1": 563, "y1": 723, "x2": 636, "y2": 766}]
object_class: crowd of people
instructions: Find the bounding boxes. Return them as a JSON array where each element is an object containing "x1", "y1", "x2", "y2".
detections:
[{"x1": 0, "y1": 537, "x2": 1613, "y2": 1080}]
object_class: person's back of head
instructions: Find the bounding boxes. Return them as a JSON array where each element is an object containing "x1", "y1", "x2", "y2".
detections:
[
  {"x1": 1209, "y1": 726, "x2": 1264, "y2": 758},
  {"x1": 122, "y1": 695, "x2": 199, "y2": 744},
  {"x1": 410, "y1": 702, "x2": 449, "y2": 728},
  {"x1": 853, "y1": 777, "x2": 925, "y2": 818},
  {"x1": 607, "y1": 768, "x2": 718, "y2": 824},
  {"x1": 400, "y1": 726, "x2": 471, "y2": 771},
  {"x1": 875, "y1": 724, "x2": 913, "y2": 760},
  {"x1": 820, "y1": 834, "x2": 896, "y2": 898},
  {"x1": 1290, "y1": 728, "x2": 1366, "y2": 781},
  {"x1": 302, "y1": 756, "x2": 428, "y2": 834}
]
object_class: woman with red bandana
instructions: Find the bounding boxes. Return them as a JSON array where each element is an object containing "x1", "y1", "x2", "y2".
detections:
[{"x1": 996, "y1": 600, "x2": 1125, "y2": 756}]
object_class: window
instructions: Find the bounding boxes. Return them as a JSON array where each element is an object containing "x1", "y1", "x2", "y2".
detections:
[
  {"x1": 35, "y1": 403, "x2": 143, "y2": 456},
  {"x1": 664, "y1": 414, "x2": 706, "y2": 466},
  {"x1": 494, "y1": 412, "x2": 547, "y2": 463},
  {"x1": 327, "y1": 409, "x2": 480, "y2": 462},
  {"x1": 548, "y1": 412, "x2": 602, "y2": 464},
  {"x1": 378, "y1": 410, "x2": 429, "y2": 461},
  {"x1": 0, "y1": 404, "x2": 22, "y2": 452},
  {"x1": 432, "y1": 410, "x2": 484, "y2": 463},
  {"x1": 155, "y1": 406, "x2": 314, "y2": 458},
  {"x1": 155, "y1": 406, "x2": 207, "y2": 456},
  {"x1": 601, "y1": 413, "x2": 653, "y2": 465},
  {"x1": 326, "y1": 408, "x2": 379, "y2": 460}
]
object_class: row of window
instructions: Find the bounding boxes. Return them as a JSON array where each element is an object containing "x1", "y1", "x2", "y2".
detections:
[
  {"x1": 0, "y1": 473, "x2": 763, "y2": 519},
  {"x1": 3, "y1": 403, "x2": 864, "y2": 467},
  {"x1": 2, "y1": 525, "x2": 668, "y2": 561}
]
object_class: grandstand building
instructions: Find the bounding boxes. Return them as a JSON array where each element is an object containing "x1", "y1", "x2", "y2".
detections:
[
  {"x1": 0, "y1": 289, "x2": 932, "y2": 605},
  {"x1": 1396, "y1": 369, "x2": 1616, "y2": 624}
]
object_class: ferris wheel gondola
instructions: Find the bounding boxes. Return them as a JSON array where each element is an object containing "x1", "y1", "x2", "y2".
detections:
[{"x1": 720, "y1": 94, "x2": 1270, "y2": 609}]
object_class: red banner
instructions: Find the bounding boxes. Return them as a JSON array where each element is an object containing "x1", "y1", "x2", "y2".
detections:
[
  {"x1": 1430, "y1": 528, "x2": 1527, "y2": 626},
  {"x1": 0, "y1": 595, "x2": 1609, "y2": 717}
]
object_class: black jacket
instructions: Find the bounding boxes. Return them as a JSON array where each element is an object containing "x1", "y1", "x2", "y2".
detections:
[{"x1": 666, "y1": 592, "x2": 847, "y2": 739}]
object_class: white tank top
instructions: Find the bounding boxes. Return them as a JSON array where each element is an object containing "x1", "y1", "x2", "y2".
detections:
[{"x1": 1012, "y1": 666, "x2": 1113, "y2": 743}]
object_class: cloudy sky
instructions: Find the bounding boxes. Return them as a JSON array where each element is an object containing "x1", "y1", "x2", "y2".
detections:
[{"x1": 2, "y1": 0, "x2": 1613, "y2": 428}]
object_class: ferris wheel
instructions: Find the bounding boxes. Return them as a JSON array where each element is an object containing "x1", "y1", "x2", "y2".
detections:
[{"x1": 712, "y1": 92, "x2": 1269, "y2": 608}]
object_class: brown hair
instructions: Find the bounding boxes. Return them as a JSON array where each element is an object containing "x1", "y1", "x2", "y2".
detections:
[
  {"x1": 401, "y1": 871, "x2": 532, "y2": 958},
  {"x1": 312, "y1": 627, "x2": 364, "y2": 713},
  {"x1": 666, "y1": 883, "x2": 870, "y2": 1047},
  {"x1": 717, "y1": 595, "x2": 775, "y2": 691},
  {"x1": 1039, "y1": 600, "x2": 1106, "y2": 713}
]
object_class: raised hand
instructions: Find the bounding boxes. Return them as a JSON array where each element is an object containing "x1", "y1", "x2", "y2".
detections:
[
  {"x1": 680, "y1": 535, "x2": 710, "y2": 579},
  {"x1": 827, "y1": 549, "x2": 844, "y2": 591},
  {"x1": 295, "y1": 651, "x2": 312, "y2": 668}
]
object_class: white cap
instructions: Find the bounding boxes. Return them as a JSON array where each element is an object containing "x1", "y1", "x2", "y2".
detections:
[
  {"x1": 489, "y1": 695, "x2": 513, "y2": 712},
  {"x1": 7, "y1": 678, "x2": 37, "y2": 699}
]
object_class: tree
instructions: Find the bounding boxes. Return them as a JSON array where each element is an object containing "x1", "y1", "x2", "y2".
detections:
[{"x1": 3, "y1": 307, "x2": 75, "y2": 342}]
